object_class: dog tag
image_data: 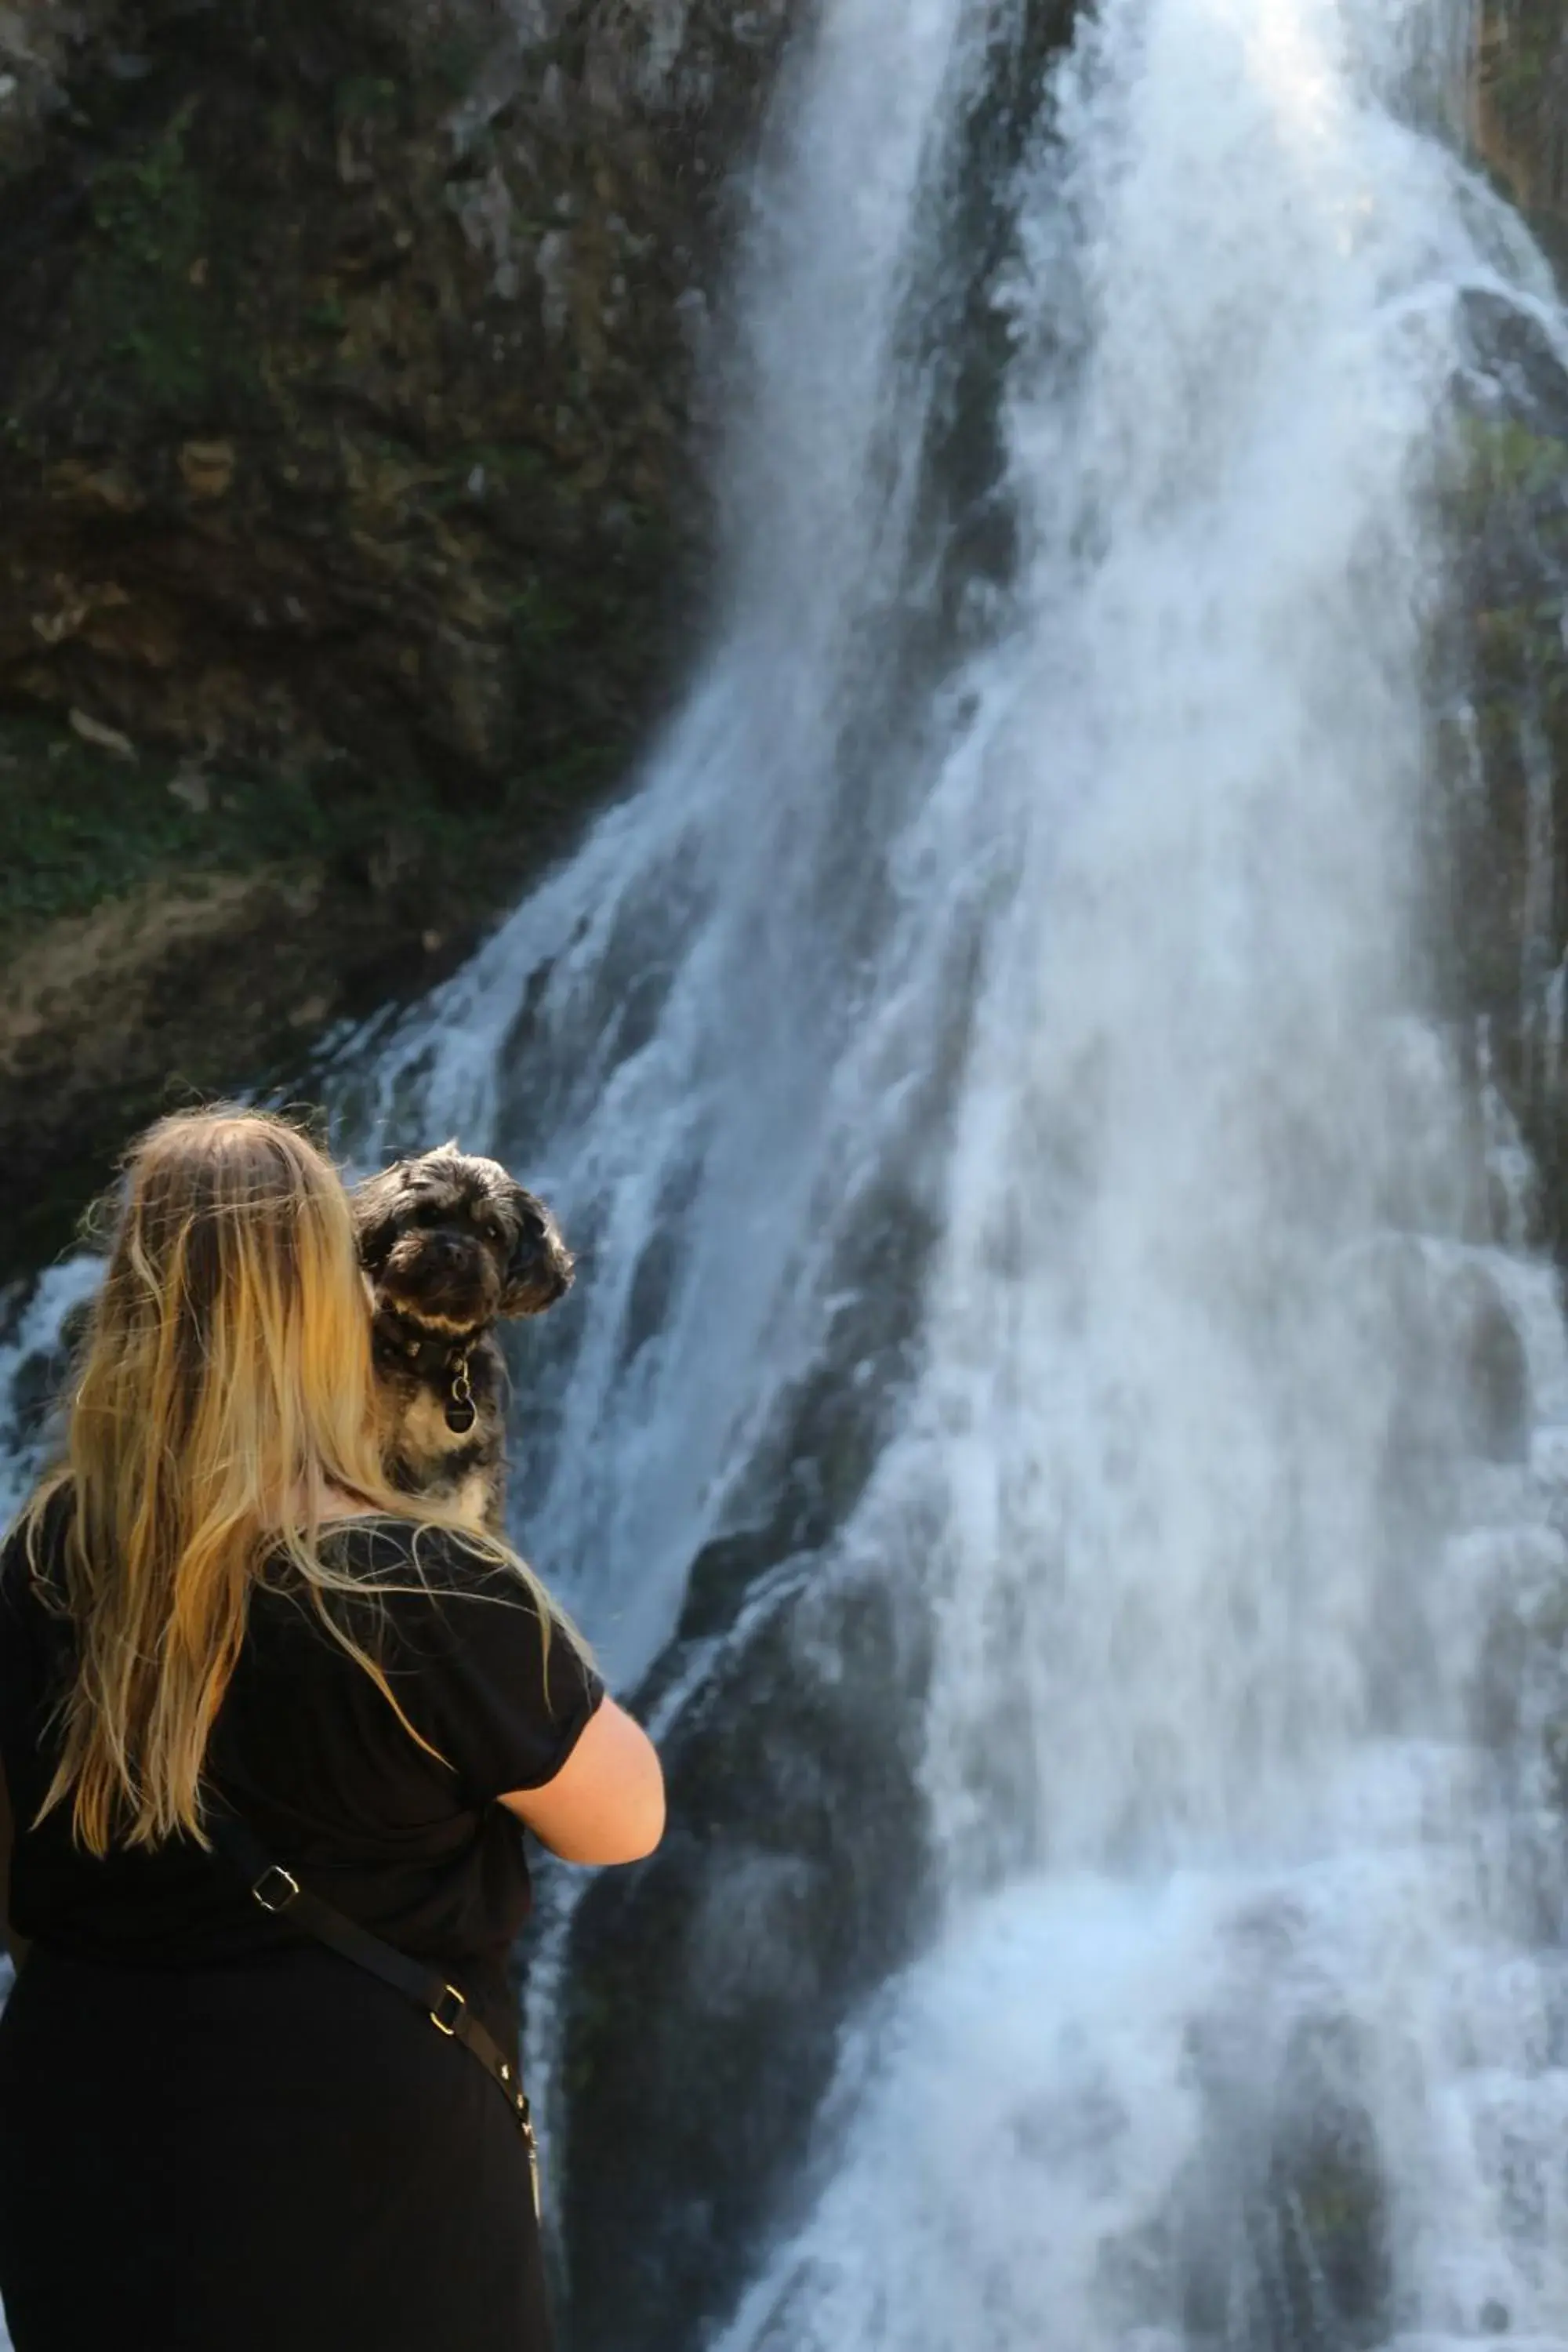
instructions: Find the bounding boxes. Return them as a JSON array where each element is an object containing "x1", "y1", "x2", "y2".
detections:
[{"x1": 446, "y1": 1359, "x2": 477, "y2": 1436}]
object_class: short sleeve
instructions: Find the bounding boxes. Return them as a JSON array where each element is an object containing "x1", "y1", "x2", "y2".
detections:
[{"x1": 379, "y1": 1531, "x2": 605, "y2": 1809}]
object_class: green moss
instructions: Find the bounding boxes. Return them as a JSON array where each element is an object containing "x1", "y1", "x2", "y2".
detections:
[
  {"x1": 1487, "y1": 2, "x2": 1565, "y2": 125},
  {"x1": 0, "y1": 719, "x2": 331, "y2": 941},
  {"x1": 455, "y1": 441, "x2": 551, "y2": 486},
  {"x1": 429, "y1": 31, "x2": 492, "y2": 102},
  {"x1": 267, "y1": 98, "x2": 307, "y2": 150},
  {"x1": 506, "y1": 579, "x2": 576, "y2": 644},
  {"x1": 335, "y1": 74, "x2": 402, "y2": 125},
  {"x1": 77, "y1": 103, "x2": 216, "y2": 419},
  {"x1": 303, "y1": 297, "x2": 350, "y2": 337},
  {"x1": 1460, "y1": 412, "x2": 1568, "y2": 503},
  {"x1": 420, "y1": 444, "x2": 551, "y2": 517},
  {"x1": 0, "y1": 710, "x2": 627, "y2": 956}
]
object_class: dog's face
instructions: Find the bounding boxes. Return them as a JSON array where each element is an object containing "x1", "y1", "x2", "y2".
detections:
[{"x1": 352, "y1": 1148, "x2": 573, "y2": 1334}]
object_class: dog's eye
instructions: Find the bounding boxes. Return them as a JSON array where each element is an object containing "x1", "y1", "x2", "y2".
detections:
[{"x1": 410, "y1": 1201, "x2": 443, "y2": 1228}]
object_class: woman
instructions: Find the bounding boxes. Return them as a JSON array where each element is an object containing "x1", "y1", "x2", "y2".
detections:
[{"x1": 0, "y1": 1109, "x2": 663, "y2": 2352}]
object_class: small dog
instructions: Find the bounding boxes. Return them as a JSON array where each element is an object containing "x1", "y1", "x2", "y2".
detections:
[{"x1": 351, "y1": 1145, "x2": 574, "y2": 1530}]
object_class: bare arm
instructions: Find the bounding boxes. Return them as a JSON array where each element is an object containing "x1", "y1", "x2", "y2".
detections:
[{"x1": 499, "y1": 1697, "x2": 665, "y2": 1865}]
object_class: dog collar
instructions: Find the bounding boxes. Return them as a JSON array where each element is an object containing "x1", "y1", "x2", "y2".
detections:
[{"x1": 373, "y1": 1309, "x2": 481, "y2": 1436}]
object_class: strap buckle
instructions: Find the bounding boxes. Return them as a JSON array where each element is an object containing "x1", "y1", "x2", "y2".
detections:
[
  {"x1": 430, "y1": 1984, "x2": 467, "y2": 2036},
  {"x1": 251, "y1": 1865, "x2": 300, "y2": 1915}
]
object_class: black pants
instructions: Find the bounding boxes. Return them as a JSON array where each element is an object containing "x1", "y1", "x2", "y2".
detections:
[{"x1": 0, "y1": 1944, "x2": 553, "y2": 2351}]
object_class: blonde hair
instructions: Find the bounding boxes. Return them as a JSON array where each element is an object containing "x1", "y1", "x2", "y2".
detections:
[{"x1": 18, "y1": 1107, "x2": 567, "y2": 1855}]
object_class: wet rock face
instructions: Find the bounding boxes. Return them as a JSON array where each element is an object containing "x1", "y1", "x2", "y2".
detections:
[
  {"x1": 545, "y1": 1156, "x2": 940, "y2": 2352},
  {"x1": 1478, "y1": 1, "x2": 1568, "y2": 249},
  {"x1": 1439, "y1": 283, "x2": 1568, "y2": 1265},
  {"x1": 0, "y1": 0, "x2": 794, "y2": 1269},
  {"x1": 557, "y1": 1563, "x2": 931, "y2": 2352},
  {"x1": 1425, "y1": 24, "x2": 1568, "y2": 1273},
  {"x1": 1377, "y1": 1237, "x2": 1533, "y2": 1474},
  {"x1": 1122, "y1": 1891, "x2": 1410, "y2": 2352},
  {"x1": 1468, "y1": 1521, "x2": 1568, "y2": 2020},
  {"x1": 1175, "y1": 2011, "x2": 1392, "y2": 2352},
  {"x1": 1098, "y1": 1911, "x2": 1396, "y2": 2352}
]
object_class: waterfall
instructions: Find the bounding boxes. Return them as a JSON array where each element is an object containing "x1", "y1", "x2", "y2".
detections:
[
  {"x1": 6, "y1": 0, "x2": 1568, "y2": 2345},
  {"x1": 690, "y1": 2, "x2": 1568, "y2": 2344}
]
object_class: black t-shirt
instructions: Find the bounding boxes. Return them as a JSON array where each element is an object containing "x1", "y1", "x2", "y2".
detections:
[{"x1": 0, "y1": 1503, "x2": 604, "y2": 2035}]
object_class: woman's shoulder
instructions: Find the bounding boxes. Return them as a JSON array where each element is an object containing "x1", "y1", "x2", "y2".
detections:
[
  {"x1": 310, "y1": 1516, "x2": 551, "y2": 1639},
  {"x1": 317, "y1": 1513, "x2": 516, "y2": 1590},
  {"x1": 0, "y1": 1481, "x2": 73, "y2": 1603},
  {"x1": 260, "y1": 1515, "x2": 602, "y2": 1803}
]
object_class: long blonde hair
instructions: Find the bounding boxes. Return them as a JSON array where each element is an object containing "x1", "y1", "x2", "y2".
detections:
[{"x1": 19, "y1": 1107, "x2": 561, "y2": 1855}]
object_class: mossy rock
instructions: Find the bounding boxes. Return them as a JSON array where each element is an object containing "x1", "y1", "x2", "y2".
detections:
[
  {"x1": 1161, "y1": 2012, "x2": 1391, "y2": 2352},
  {"x1": 72, "y1": 101, "x2": 232, "y2": 427},
  {"x1": 1437, "y1": 293, "x2": 1568, "y2": 1267},
  {"x1": 0, "y1": 708, "x2": 630, "y2": 1280},
  {"x1": 0, "y1": 0, "x2": 800, "y2": 1263},
  {"x1": 1472, "y1": 1525, "x2": 1568, "y2": 1806}
]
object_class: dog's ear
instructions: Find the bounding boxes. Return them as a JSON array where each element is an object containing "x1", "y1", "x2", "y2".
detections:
[
  {"x1": 498, "y1": 1180, "x2": 554, "y2": 1316},
  {"x1": 350, "y1": 1163, "x2": 409, "y2": 1276}
]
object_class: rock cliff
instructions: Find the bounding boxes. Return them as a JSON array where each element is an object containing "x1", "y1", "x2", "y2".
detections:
[
  {"x1": 1435, "y1": 5, "x2": 1568, "y2": 1261},
  {"x1": 0, "y1": 0, "x2": 791, "y2": 1269},
  {"x1": 1479, "y1": 0, "x2": 1568, "y2": 238}
]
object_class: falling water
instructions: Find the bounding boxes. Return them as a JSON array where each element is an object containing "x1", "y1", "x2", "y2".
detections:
[
  {"x1": 692, "y1": 1, "x2": 1568, "y2": 2343},
  {"x1": 5, "y1": 0, "x2": 1568, "y2": 2344}
]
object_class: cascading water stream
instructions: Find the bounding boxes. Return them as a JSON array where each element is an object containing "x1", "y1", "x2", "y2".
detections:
[
  {"x1": 5, "y1": 1, "x2": 1568, "y2": 2345},
  {"x1": 705, "y1": 0, "x2": 1568, "y2": 2333}
]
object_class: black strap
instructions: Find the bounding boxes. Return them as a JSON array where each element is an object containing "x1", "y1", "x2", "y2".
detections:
[{"x1": 211, "y1": 1813, "x2": 540, "y2": 2214}]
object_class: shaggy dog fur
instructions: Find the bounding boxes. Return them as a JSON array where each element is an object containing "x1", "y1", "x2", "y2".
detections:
[{"x1": 351, "y1": 1146, "x2": 573, "y2": 1531}]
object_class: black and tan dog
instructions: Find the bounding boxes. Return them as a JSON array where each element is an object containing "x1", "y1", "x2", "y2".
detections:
[{"x1": 351, "y1": 1145, "x2": 573, "y2": 1531}]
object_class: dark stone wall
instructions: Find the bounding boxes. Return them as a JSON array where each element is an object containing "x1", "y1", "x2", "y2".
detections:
[{"x1": 0, "y1": 0, "x2": 796, "y2": 1270}]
